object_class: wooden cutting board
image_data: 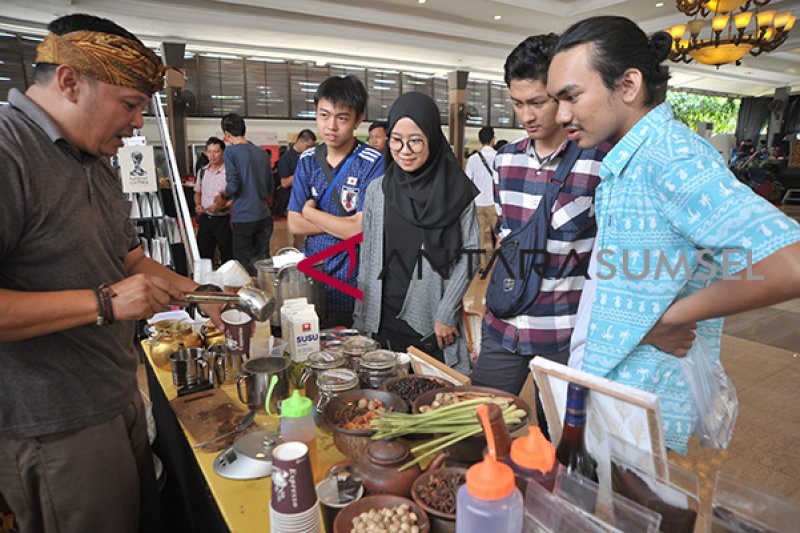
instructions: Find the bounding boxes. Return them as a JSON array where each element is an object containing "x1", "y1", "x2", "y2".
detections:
[{"x1": 170, "y1": 388, "x2": 255, "y2": 452}]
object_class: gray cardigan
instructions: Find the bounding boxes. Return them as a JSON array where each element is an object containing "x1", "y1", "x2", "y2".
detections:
[{"x1": 353, "y1": 177, "x2": 479, "y2": 374}]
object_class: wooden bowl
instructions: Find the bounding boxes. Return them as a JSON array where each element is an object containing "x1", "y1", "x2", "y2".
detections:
[
  {"x1": 380, "y1": 375, "x2": 450, "y2": 408},
  {"x1": 323, "y1": 389, "x2": 408, "y2": 460},
  {"x1": 411, "y1": 386, "x2": 531, "y2": 464},
  {"x1": 410, "y1": 467, "x2": 467, "y2": 533},
  {"x1": 333, "y1": 494, "x2": 430, "y2": 533}
]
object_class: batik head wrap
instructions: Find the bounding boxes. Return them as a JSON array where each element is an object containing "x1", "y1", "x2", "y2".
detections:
[{"x1": 36, "y1": 30, "x2": 164, "y2": 96}]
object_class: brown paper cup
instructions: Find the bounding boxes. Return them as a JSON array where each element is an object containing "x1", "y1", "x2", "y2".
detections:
[
  {"x1": 222, "y1": 308, "x2": 253, "y2": 359},
  {"x1": 271, "y1": 441, "x2": 317, "y2": 514}
]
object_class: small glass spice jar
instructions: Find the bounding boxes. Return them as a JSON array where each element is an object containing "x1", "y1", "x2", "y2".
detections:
[
  {"x1": 358, "y1": 350, "x2": 399, "y2": 389},
  {"x1": 303, "y1": 350, "x2": 347, "y2": 404},
  {"x1": 337, "y1": 328, "x2": 361, "y2": 339},
  {"x1": 319, "y1": 331, "x2": 338, "y2": 348},
  {"x1": 316, "y1": 368, "x2": 360, "y2": 425},
  {"x1": 341, "y1": 335, "x2": 380, "y2": 370},
  {"x1": 324, "y1": 340, "x2": 344, "y2": 355}
]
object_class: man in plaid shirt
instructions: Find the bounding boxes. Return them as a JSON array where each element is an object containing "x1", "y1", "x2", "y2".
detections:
[{"x1": 471, "y1": 34, "x2": 606, "y2": 438}]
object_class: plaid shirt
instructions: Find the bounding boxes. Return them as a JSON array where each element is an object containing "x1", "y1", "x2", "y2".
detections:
[{"x1": 484, "y1": 136, "x2": 606, "y2": 355}]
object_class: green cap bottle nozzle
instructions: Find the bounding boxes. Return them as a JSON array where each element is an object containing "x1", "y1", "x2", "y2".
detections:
[{"x1": 280, "y1": 390, "x2": 313, "y2": 418}]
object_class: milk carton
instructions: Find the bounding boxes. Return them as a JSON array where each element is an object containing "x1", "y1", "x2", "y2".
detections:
[
  {"x1": 280, "y1": 297, "x2": 308, "y2": 338},
  {"x1": 285, "y1": 304, "x2": 319, "y2": 362}
]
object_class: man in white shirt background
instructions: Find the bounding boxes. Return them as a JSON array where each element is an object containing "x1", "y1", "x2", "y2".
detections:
[{"x1": 465, "y1": 126, "x2": 498, "y2": 263}]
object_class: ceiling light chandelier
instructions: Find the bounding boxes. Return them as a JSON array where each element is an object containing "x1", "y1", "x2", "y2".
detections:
[{"x1": 667, "y1": 0, "x2": 796, "y2": 67}]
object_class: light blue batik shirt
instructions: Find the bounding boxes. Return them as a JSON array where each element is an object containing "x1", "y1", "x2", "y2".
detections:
[{"x1": 582, "y1": 102, "x2": 800, "y2": 453}]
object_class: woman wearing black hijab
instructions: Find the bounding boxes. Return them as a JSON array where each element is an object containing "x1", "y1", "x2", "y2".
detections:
[{"x1": 353, "y1": 92, "x2": 479, "y2": 373}]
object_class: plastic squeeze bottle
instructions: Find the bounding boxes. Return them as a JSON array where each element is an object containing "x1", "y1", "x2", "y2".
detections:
[
  {"x1": 507, "y1": 425, "x2": 557, "y2": 494},
  {"x1": 279, "y1": 390, "x2": 316, "y2": 443},
  {"x1": 456, "y1": 404, "x2": 523, "y2": 533}
]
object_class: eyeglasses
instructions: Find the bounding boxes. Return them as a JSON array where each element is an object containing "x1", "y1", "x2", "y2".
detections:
[{"x1": 389, "y1": 136, "x2": 426, "y2": 153}]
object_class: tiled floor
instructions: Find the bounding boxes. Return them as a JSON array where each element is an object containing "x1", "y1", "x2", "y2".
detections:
[{"x1": 269, "y1": 221, "x2": 800, "y2": 509}]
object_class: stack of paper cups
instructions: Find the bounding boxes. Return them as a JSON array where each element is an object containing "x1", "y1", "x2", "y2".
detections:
[{"x1": 269, "y1": 442, "x2": 320, "y2": 532}]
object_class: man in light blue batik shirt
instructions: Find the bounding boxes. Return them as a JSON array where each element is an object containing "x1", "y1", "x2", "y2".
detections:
[{"x1": 548, "y1": 16, "x2": 800, "y2": 453}]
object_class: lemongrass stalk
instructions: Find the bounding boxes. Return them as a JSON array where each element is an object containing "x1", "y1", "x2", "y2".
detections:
[{"x1": 398, "y1": 426, "x2": 483, "y2": 471}]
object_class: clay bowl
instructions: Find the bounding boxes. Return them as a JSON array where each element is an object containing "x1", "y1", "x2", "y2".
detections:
[
  {"x1": 333, "y1": 494, "x2": 430, "y2": 533},
  {"x1": 410, "y1": 467, "x2": 467, "y2": 533},
  {"x1": 380, "y1": 375, "x2": 450, "y2": 409},
  {"x1": 380, "y1": 375, "x2": 450, "y2": 441},
  {"x1": 411, "y1": 386, "x2": 531, "y2": 464},
  {"x1": 323, "y1": 389, "x2": 408, "y2": 460}
]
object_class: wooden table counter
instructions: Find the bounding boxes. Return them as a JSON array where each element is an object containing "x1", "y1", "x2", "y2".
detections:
[{"x1": 142, "y1": 344, "x2": 346, "y2": 532}]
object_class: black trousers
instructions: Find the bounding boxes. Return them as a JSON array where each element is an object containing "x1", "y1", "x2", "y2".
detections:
[
  {"x1": 231, "y1": 217, "x2": 273, "y2": 276},
  {"x1": 196, "y1": 214, "x2": 233, "y2": 265},
  {"x1": 470, "y1": 321, "x2": 569, "y2": 441},
  {"x1": 374, "y1": 318, "x2": 444, "y2": 362}
]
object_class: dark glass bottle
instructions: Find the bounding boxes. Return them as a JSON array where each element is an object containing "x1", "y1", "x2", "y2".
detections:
[{"x1": 555, "y1": 383, "x2": 598, "y2": 483}]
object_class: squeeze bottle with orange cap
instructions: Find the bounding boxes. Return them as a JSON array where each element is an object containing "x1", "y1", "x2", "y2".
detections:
[
  {"x1": 455, "y1": 404, "x2": 523, "y2": 533},
  {"x1": 506, "y1": 425, "x2": 557, "y2": 494}
]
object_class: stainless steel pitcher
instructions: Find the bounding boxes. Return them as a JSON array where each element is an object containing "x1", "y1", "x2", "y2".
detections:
[
  {"x1": 254, "y1": 248, "x2": 326, "y2": 325},
  {"x1": 236, "y1": 356, "x2": 291, "y2": 412}
]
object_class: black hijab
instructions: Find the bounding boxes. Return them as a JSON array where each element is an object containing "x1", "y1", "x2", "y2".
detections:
[{"x1": 382, "y1": 92, "x2": 478, "y2": 275}]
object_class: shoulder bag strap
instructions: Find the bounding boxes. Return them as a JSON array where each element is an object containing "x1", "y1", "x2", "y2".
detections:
[
  {"x1": 476, "y1": 150, "x2": 494, "y2": 176},
  {"x1": 537, "y1": 141, "x2": 582, "y2": 220}
]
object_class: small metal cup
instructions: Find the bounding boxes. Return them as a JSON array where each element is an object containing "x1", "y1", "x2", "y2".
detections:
[
  {"x1": 169, "y1": 348, "x2": 209, "y2": 387},
  {"x1": 208, "y1": 344, "x2": 243, "y2": 385}
]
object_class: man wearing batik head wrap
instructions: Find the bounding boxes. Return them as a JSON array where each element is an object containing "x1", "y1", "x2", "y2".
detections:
[{"x1": 0, "y1": 14, "x2": 220, "y2": 533}]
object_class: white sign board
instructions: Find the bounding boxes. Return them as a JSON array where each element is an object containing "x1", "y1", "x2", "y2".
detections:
[
  {"x1": 119, "y1": 144, "x2": 158, "y2": 193},
  {"x1": 531, "y1": 357, "x2": 668, "y2": 493}
]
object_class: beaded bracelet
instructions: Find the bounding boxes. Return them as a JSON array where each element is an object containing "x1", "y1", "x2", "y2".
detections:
[{"x1": 98, "y1": 284, "x2": 117, "y2": 325}]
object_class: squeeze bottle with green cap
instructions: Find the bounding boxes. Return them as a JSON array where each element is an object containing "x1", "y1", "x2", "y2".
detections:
[
  {"x1": 279, "y1": 390, "x2": 316, "y2": 442},
  {"x1": 507, "y1": 425, "x2": 557, "y2": 494},
  {"x1": 456, "y1": 404, "x2": 523, "y2": 533}
]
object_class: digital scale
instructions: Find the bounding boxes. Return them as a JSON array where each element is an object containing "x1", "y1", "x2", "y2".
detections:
[{"x1": 213, "y1": 430, "x2": 282, "y2": 480}]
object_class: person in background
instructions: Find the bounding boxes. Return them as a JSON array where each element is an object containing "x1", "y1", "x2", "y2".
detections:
[
  {"x1": 354, "y1": 92, "x2": 479, "y2": 374},
  {"x1": 368, "y1": 121, "x2": 388, "y2": 152},
  {"x1": 275, "y1": 128, "x2": 317, "y2": 218},
  {"x1": 0, "y1": 13, "x2": 220, "y2": 532},
  {"x1": 469, "y1": 34, "x2": 606, "y2": 441},
  {"x1": 549, "y1": 16, "x2": 800, "y2": 453},
  {"x1": 194, "y1": 136, "x2": 233, "y2": 265},
  {"x1": 494, "y1": 138, "x2": 508, "y2": 151},
  {"x1": 464, "y1": 125, "x2": 498, "y2": 261},
  {"x1": 217, "y1": 113, "x2": 273, "y2": 275},
  {"x1": 194, "y1": 151, "x2": 209, "y2": 176},
  {"x1": 287, "y1": 75, "x2": 383, "y2": 327}
]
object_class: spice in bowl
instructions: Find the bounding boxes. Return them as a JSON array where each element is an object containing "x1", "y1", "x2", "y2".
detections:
[
  {"x1": 418, "y1": 390, "x2": 501, "y2": 413},
  {"x1": 382, "y1": 376, "x2": 447, "y2": 406},
  {"x1": 416, "y1": 470, "x2": 465, "y2": 515},
  {"x1": 335, "y1": 398, "x2": 393, "y2": 431},
  {"x1": 350, "y1": 503, "x2": 420, "y2": 533}
]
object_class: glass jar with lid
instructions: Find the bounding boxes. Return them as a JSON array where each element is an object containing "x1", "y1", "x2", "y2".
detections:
[
  {"x1": 303, "y1": 350, "x2": 347, "y2": 404},
  {"x1": 358, "y1": 350, "x2": 399, "y2": 389},
  {"x1": 324, "y1": 340, "x2": 344, "y2": 356},
  {"x1": 342, "y1": 335, "x2": 380, "y2": 371},
  {"x1": 316, "y1": 368, "x2": 360, "y2": 425}
]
